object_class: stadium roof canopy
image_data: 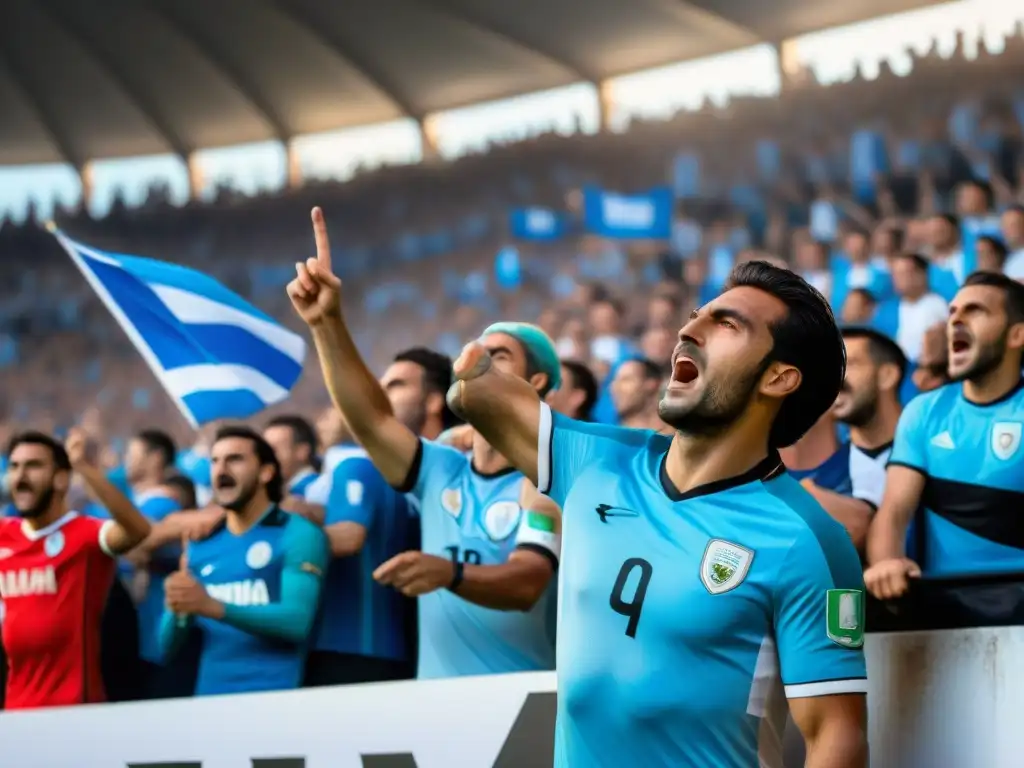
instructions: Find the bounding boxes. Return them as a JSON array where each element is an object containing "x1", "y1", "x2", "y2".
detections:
[{"x1": 0, "y1": 0, "x2": 945, "y2": 167}]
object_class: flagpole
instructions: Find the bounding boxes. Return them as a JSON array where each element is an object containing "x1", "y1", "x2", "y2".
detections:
[{"x1": 48, "y1": 223, "x2": 201, "y2": 430}]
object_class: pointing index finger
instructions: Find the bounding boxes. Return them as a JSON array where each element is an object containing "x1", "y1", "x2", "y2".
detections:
[{"x1": 311, "y1": 206, "x2": 332, "y2": 273}]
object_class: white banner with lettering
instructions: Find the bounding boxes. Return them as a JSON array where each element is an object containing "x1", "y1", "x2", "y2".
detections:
[{"x1": 2, "y1": 628, "x2": 1023, "y2": 767}]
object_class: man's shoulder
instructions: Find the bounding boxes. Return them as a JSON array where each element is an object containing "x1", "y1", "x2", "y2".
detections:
[{"x1": 756, "y1": 474, "x2": 856, "y2": 554}]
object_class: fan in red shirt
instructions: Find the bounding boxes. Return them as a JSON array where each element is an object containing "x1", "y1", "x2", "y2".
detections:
[{"x1": 0, "y1": 429, "x2": 151, "y2": 709}]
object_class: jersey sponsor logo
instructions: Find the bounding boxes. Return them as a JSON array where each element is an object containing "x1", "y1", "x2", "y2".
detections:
[
  {"x1": 346, "y1": 480, "x2": 364, "y2": 506},
  {"x1": 826, "y1": 588, "x2": 865, "y2": 648},
  {"x1": 44, "y1": 531, "x2": 65, "y2": 558},
  {"x1": 206, "y1": 578, "x2": 271, "y2": 606},
  {"x1": 699, "y1": 539, "x2": 754, "y2": 595},
  {"x1": 245, "y1": 541, "x2": 273, "y2": 570},
  {"x1": 991, "y1": 422, "x2": 1022, "y2": 461},
  {"x1": 0, "y1": 565, "x2": 58, "y2": 597},
  {"x1": 441, "y1": 488, "x2": 462, "y2": 518},
  {"x1": 483, "y1": 501, "x2": 522, "y2": 541},
  {"x1": 930, "y1": 431, "x2": 955, "y2": 450},
  {"x1": 199, "y1": 564, "x2": 215, "y2": 577},
  {"x1": 594, "y1": 504, "x2": 639, "y2": 524}
]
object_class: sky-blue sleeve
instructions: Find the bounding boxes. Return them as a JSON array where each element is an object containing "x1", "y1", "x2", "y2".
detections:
[
  {"x1": 140, "y1": 495, "x2": 181, "y2": 521},
  {"x1": 537, "y1": 402, "x2": 652, "y2": 508},
  {"x1": 220, "y1": 517, "x2": 329, "y2": 644},
  {"x1": 156, "y1": 610, "x2": 191, "y2": 661},
  {"x1": 325, "y1": 456, "x2": 386, "y2": 527},
  {"x1": 773, "y1": 524, "x2": 868, "y2": 700},
  {"x1": 887, "y1": 392, "x2": 930, "y2": 472}
]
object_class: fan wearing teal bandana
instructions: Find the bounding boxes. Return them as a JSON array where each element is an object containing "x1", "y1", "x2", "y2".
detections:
[{"x1": 288, "y1": 209, "x2": 561, "y2": 678}]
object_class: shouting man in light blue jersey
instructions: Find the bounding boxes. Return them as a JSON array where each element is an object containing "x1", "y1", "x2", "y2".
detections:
[
  {"x1": 450, "y1": 261, "x2": 869, "y2": 767},
  {"x1": 288, "y1": 208, "x2": 560, "y2": 679}
]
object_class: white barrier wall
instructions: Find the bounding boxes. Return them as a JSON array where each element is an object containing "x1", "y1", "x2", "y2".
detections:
[{"x1": 0, "y1": 627, "x2": 1021, "y2": 767}]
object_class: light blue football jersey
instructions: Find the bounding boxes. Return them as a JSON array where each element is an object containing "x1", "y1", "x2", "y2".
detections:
[
  {"x1": 400, "y1": 439, "x2": 557, "y2": 678},
  {"x1": 536, "y1": 403, "x2": 868, "y2": 768},
  {"x1": 889, "y1": 379, "x2": 1024, "y2": 575}
]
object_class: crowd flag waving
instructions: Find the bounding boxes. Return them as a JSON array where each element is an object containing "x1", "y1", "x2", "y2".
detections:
[{"x1": 50, "y1": 225, "x2": 306, "y2": 426}]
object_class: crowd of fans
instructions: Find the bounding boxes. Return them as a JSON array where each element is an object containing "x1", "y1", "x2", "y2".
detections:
[{"x1": 0, "y1": 27, "x2": 1022, "y2": 715}]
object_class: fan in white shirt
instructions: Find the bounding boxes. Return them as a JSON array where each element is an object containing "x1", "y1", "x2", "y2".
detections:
[{"x1": 891, "y1": 253, "x2": 948, "y2": 362}]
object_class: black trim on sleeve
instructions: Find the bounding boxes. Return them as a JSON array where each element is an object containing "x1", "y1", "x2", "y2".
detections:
[
  {"x1": 515, "y1": 543, "x2": 559, "y2": 573},
  {"x1": 885, "y1": 460, "x2": 926, "y2": 474},
  {"x1": 393, "y1": 439, "x2": 425, "y2": 493},
  {"x1": 855, "y1": 498, "x2": 878, "y2": 513}
]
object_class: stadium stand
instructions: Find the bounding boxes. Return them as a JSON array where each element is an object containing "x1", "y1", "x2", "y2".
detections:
[{"x1": 1, "y1": 3, "x2": 1024, "y2": 766}]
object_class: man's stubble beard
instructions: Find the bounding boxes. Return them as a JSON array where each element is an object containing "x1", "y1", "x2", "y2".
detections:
[{"x1": 15, "y1": 484, "x2": 56, "y2": 519}]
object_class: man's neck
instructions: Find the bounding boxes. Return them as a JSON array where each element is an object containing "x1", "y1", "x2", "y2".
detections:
[
  {"x1": 964, "y1": 360, "x2": 1022, "y2": 404},
  {"x1": 619, "y1": 408, "x2": 662, "y2": 432},
  {"x1": 900, "y1": 289, "x2": 926, "y2": 303},
  {"x1": 226, "y1": 495, "x2": 273, "y2": 535},
  {"x1": 23, "y1": 503, "x2": 69, "y2": 532},
  {"x1": 849, "y1": 401, "x2": 900, "y2": 450},
  {"x1": 472, "y1": 433, "x2": 510, "y2": 475},
  {"x1": 131, "y1": 476, "x2": 162, "y2": 495},
  {"x1": 664, "y1": 417, "x2": 772, "y2": 497},
  {"x1": 779, "y1": 421, "x2": 837, "y2": 471},
  {"x1": 420, "y1": 416, "x2": 443, "y2": 442}
]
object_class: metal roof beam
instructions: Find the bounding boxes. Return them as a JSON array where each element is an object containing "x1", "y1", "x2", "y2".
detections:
[
  {"x1": 0, "y1": 29, "x2": 84, "y2": 169},
  {"x1": 151, "y1": 1, "x2": 294, "y2": 143},
  {"x1": 663, "y1": 0, "x2": 763, "y2": 44},
  {"x1": 421, "y1": 0, "x2": 602, "y2": 83},
  {"x1": 40, "y1": 2, "x2": 193, "y2": 160},
  {"x1": 271, "y1": 0, "x2": 424, "y2": 121}
]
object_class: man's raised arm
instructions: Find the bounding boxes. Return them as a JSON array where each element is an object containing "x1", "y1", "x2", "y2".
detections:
[
  {"x1": 287, "y1": 207, "x2": 418, "y2": 488},
  {"x1": 448, "y1": 342, "x2": 544, "y2": 486}
]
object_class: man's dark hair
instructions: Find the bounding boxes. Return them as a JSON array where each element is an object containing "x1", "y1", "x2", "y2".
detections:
[
  {"x1": 977, "y1": 235, "x2": 1008, "y2": 267},
  {"x1": 936, "y1": 212, "x2": 960, "y2": 230},
  {"x1": 212, "y1": 425, "x2": 283, "y2": 503},
  {"x1": 841, "y1": 326, "x2": 909, "y2": 390},
  {"x1": 726, "y1": 261, "x2": 846, "y2": 448},
  {"x1": 625, "y1": 357, "x2": 664, "y2": 382},
  {"x1": 163, "y1": 474, "x2": 197, "y2": 510},
  {"x1": 5, "y1": 431, "x2": 71, "y2": 471},
  {"x1": 561, "y1": 359, "x2": 599, "y2": 421},
  {"x1": 394, "y1": 347, "x2": 461, "y2": 429},
  {"x1": 962, "y1": 270, "x2": 1024, "y2": 325},
  {"x1": 846, "y1": 287, "x2": 877, "y2": 306},
  {"x1": 961, "y1": 179, "x2": 994, "y2": 209},
  {"x1": 894, "y1": 252, "x2": 930, "y2": 273},
  {"x1": 135, "y1": 429, "x2": 176, "y2": 471},
  {"x1": 265, "y1": 414, "x2": 319, "y2": 470}
]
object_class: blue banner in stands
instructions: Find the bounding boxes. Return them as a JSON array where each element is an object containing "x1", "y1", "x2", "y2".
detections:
[
  {"x1": 494, "y1": 245, "x2": 522, "y2": 291},
  {"x1": 582, "y1": 186, "x2": 674, "y2": 240},
  {"x1": 672, "y1": 153, "x2": 701, "y2": 198},
  {"x1": 509, "y1": 207, "x2": 568, "y2": 241}
]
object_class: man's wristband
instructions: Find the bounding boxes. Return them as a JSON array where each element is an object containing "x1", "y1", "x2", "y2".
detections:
[{"x1": 448, "y1": 561, "x2": 465, "y2": 592}]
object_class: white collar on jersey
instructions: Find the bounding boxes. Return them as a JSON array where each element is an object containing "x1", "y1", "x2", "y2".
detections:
[{"x1": 21, "y1": 510, "x2": 79, "y2": 541}]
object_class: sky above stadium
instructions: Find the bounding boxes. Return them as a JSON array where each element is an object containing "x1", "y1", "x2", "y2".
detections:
[{"x1": 0, "y1": 0, "x2": 1019, "y2": 222}]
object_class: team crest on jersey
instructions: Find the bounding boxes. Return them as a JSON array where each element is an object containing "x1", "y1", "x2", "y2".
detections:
[
  {"x1": 245, "y1": 541, "x2": 273, "y2": 570},
  {"x1": 991, "y1": 422, "x2": 1022, "y2": 461},
  {"x1": 346, "y1": 480, "x2": 364, "y2": 506},
  {"x1": 483, "y1": 501, "x2": 522, "y2": 541},
  {"x1": 43, "y1": 531, "x2": 65, "y2": 558},
  {"x1": 441, "y1": 488, "x2": 463, "y2": 518},
  {"x1": 700, "y1": 539, "x2": 754, "y2": 595}
]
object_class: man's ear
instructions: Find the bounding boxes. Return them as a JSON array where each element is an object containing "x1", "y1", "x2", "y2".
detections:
[
  {"x1": 528, "y1": 371, "x2": 550, "y2": 396},
  {"x1": 760, "y1": 363, "x2": 802, "y2": 400},
  {"x1": 1008, "y1": 322, "x2": 1024, "y2": 351},
  {"x1": 258, "y1": 463, "x2": 276, "y2": 489},
  {"x1": 878, "y1": 361, "x2": 902, "y2": 393},
  {"x1": 425, "y1": 390, "x2": 444, "y2": 419}
]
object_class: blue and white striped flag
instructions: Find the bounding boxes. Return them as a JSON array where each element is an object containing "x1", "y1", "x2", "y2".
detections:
[{"x1": 52, "y1": 228, "x2": 306, "y2": 427}]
